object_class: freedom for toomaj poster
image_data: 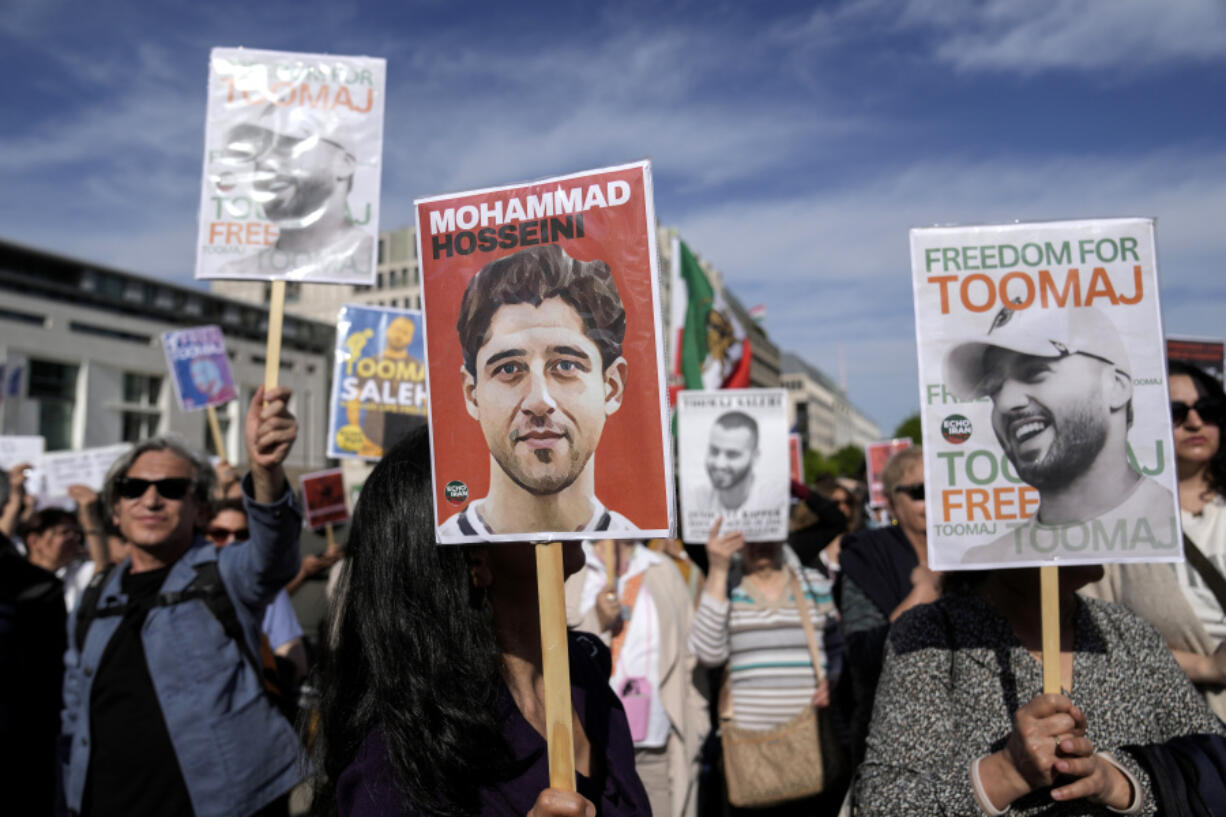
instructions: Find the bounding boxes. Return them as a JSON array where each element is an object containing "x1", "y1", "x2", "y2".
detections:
[
  {"x1": 195, "y1": 47, "x2": 386, "y2": 285},
  {"x1": 161, "y1": 325, "x2": 237, "y2": 411},
  {"x1": 677, "y1": 389, "x2": 790, "y2": 544},
  {"x1": 327, "y1": 305, "x2": 428, "y2": 460},
  {"x1": 911, "y1": 218, "x2": 1180, "y2": 570},
  {"x1": 416, "y1": 161, "x2": 674, "y2": 544}
]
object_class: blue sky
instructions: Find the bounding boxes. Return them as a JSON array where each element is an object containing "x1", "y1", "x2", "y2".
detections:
[{"x1": 3, "y1": 0, "x2": 1225, "y2": 434}]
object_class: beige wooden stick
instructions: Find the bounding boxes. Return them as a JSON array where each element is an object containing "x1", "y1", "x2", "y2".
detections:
[
  {"x1": 535, "y1": 541, "x2": 576, "y2": 791},
  {"x1": 324, "y1": 523, "x2": 336, "y2": 551},
  {"x1": 600, "y1": 539, "x2": 617, "y2": 589},
  {"x1": 206, "y1": 405, "x2": 227, "y2": 462},
  {"x1": 1040, "y1": 565, "x2": 1061, "y2": 694},
  {"x1": 264, "y1": 280, "x2": 286, "y2": 390}
]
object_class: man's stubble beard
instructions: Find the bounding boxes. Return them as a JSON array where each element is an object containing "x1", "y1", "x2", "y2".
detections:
[
  {"x1": 998, "y1": 402, "x2": 1108, "y2": 493},
  {"x1": 494, "y1": 440, "x2": 591, "y2": 497}
]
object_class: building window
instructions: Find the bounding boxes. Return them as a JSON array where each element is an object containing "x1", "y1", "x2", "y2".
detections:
[
  {"x1": 120, "y1": 372, "x2": 162, "y2": 443},
  {"x1": 378, "y1": 237, "x2": 386, "y2": 264},
  {"x1": 28, "y1": 359, "x2": 78, "y2": 451},
  {"x1": 123, "y1": 373, "x2": 162, "y2": 406}
]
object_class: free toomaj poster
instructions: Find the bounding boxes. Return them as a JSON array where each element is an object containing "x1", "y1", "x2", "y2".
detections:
[
  {"x1": 327, "y1": 305, "x2": 427, "y2": 460},
  {"x1": 911, "y1": 218, "x2": 1181, "y2": 570},
  {"x1": 195, "y1": 48, "x2": 386, "y2": 285},
  {"x1": 416, "y1": 161, "x2": 674, "y2": 544},
  {"x1": 677, "y1": 389, "x2": 790, "y2": 544}
]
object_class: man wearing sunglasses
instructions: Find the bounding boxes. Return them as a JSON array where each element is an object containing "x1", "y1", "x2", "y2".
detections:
[
  {"x1": 215, "y1": 104, "x2": 373, "y2": 283},
  {"x1": 945, "y1": 305, "x2": 1177, "y2": 565},
  {"x1": 61, "y1": 385, "x2": 303, "y2": 817}
]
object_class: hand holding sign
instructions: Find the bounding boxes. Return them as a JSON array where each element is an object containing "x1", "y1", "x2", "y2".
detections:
[
  {"x1": 526, "y1": 789, "x2": 596, "y2": 817},
  {"x1": 706, "y1": 516, "x2": 746, "y2": 572},
  {"x1": 245, "y1": 385, "x2": 297, "y2": 502}
]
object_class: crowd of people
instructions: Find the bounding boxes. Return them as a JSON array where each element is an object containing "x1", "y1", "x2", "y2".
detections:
[{"x1": 4, "y1": 358, "x2": 1226, "y2": 817}]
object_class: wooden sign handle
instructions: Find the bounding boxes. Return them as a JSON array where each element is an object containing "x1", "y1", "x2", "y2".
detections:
[
  {"x1": 264, "y1": 280, "x2": 286, "y2": 391},
  {"x1": 324, "y1": 523, "x2": 336, "y2": 551},
  {"x1": 206, "y1": 405, "x2": 227, "y2": 463},
  {"x1": 535, "y1": 541, "x2": 576, "y2": 791},
  {"x1": 1040, "y1": 565, "x2": 1061, "y2": 694},
  {"x1": 601, "y1": 539, "x2": 617, "y2": 590}
]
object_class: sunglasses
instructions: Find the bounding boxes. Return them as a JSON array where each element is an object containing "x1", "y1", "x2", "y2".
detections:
[
  {"x1": 893, "y1": 483, "x2": 925, "y2": 501},
  {"x1": 206, "y1": 527, "x2": 249, "y2": 545},
  {"x1": 115, "y1": 477, "x2": 193, "y2": 501},
  {"x1": 1171, "y1": 399, "x2": 1225, "y2": 428}
]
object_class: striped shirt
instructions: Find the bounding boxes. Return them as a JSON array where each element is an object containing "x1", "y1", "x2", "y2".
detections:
[{"x1": 688, "y1": 567, "x2": 835, "y2": 731}]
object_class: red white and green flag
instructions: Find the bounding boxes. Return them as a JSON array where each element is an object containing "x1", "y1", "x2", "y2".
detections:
[{"x1": 668, "y1": 236, "x2": 751, "y2": 403}]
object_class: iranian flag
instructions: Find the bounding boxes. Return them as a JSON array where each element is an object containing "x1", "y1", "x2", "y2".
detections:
[{"x1": 668, "y1": 235, "x2": 751, "y2": 405}]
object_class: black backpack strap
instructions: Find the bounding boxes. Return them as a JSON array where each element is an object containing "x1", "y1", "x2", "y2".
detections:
[
  {"x1": 1184, "y1": 532, "x2": 1226, "y2": 618},
  {"x1": 74, "y1": 563, "x2": 118, "y2": 653},
  {"x1": 178, "y1": 560, "x2": 263, "y2": 680}
]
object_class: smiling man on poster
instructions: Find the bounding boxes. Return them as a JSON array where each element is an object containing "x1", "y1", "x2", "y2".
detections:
[
  {"x1": 946, "y1": 304, "x2": 1177, "y2": 563},
  {"x1": 439, "y1": 244, "x2": 639, "y2": 538}
]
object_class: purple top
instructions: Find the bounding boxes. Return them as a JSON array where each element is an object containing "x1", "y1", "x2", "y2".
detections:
[{"x1": 337, "y1": 632, "x2": 652, "y2": 817}]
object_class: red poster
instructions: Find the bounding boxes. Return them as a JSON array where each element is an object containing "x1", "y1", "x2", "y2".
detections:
[
  {"x1": 300, "y1": 468, "x2": 349, "y2": 529},
  {"x1": 866, "y1": 438, "x2": 913, "y2": 508},
  {"x1": 416, "y1": 162, "x2": 673, "y2": 543}
]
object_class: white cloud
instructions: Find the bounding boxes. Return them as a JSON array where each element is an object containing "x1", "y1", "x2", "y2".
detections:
[{"x1": 901, "y1": 0, "x2": 1226, "y2": 74}]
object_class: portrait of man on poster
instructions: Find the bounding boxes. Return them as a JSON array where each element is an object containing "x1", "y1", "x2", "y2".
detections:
[
  {"x1": 216, "y1": 104, "x2": 372, "y2": 282},
  {"x1": 692, "y1": 411, "x2": 763, "y2": 515},
  {"x1": 945, "y1": 304, "x2": 1177, "y2": 563},
  {"x1": 439, "y1": 244, "x2": 639, "y2": 538}
]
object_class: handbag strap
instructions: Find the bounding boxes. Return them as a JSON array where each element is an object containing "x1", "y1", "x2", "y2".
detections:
[
  {"x1": 1184, "y1": 532, "x2": 1226, "y2": 617},
  {"x1": 609, "y1": 571, "x2": 646, "y2": 674},
  {"x1": 788, "y1": 568, "x2": 825, "y2": 685}
]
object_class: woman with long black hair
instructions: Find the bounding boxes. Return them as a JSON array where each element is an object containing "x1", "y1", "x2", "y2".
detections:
[
  {"x1": 1086, "y1": 360, "x2": 1226, "y2": 720},
  {"x1": 309, "y1": 429, "x2": 650, "y2": 817}
]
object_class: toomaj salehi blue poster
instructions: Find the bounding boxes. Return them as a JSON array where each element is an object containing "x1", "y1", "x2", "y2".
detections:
[{"x1": 327, "y1": 305, "x2": 428, "y2": 460}]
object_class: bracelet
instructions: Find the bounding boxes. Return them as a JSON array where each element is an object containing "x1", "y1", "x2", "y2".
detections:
[{"x1": 970, "y1": 756, "x2": 1010, "y2": 816}]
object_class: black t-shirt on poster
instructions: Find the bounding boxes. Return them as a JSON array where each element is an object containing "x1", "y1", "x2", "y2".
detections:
[{"x1": 82, "y1": 565, "x2": 195, "y2": 817}]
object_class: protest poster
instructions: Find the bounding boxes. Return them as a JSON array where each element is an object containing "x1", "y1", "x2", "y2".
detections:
[
  {"x1": 911, "y1": 218, "x2": 1180, "y2": 571},
  {"x1": 161, "y1": 325, "x2": 237, "y2": 411},
  {"x1": 0, "y1": 435, "x2": 44, "y2": 471},
  {"x1": 416, "y1": 161, "x2": 674, "y2": 544},
  {"x1": 677, "y1": 389, "x2": 790, "y2": 544},
  {"x1": 789, "y1": 433, "x2": 803, "y2": 484},
  {"x1": 327, "y1": 305, "x2": 427, "y2": 460},
  {"x1": 300, "y1": 468, "x2": 349, "y2": 529},
  {"x1": 1167, "y1": 336, "x2": 1225, "y2": 383},
  {"x1": 195, "y1": 47, "x2": 386, "y2": 285},
  {"x1": 39, "y1": 443, "x2": 132, "y2": 498},
  {"x1": 866, "y1": 438, "x2": 913, "y2": 508}
]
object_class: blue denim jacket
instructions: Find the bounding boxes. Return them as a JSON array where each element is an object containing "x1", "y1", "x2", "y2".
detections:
[{"x1": 61, "y1": 484, "x2": 303, "y2": 817}]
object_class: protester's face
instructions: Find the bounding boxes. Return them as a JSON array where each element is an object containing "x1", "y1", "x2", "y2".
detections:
[
  {"x1": 1170, "y1": 374, "x2": 1220, "y2": 470},
  {"x1": 887, "y1": 461, "x2": 926, "y2": 539},
  {"x1": 831, "y1": 488, "x2": 855, "y2": 521},
  {"x1": 706, "y1": 424, "x2": 757, "y2": 490},
  {"x1": 207, "y1": 508, "x2": 249, "y2": 548},
  {"x1": 464, "y1": 298, "x2": 625, "y2": 496},
  {"x1": 743, "y1": 541, "x2": 782, "y2": 575},
  {"x1": 112, "y1": 451, "x2": 204, "y2": 552},
  {"x1": 27, "y1": 522, "x2": 83, "y2": 570},
  {"x1": 983, "y1": 348, "x2": 1111, "y2": 491},
  {"x1": 252, "y1": 134, "x2": 348, "y2": 223}
]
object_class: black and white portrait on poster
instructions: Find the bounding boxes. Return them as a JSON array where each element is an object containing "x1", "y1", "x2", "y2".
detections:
[
  {"x1": 911, "y1": 218, "x2": 1181, "y2": 570},
  {"x1": 677, "y1": 388, "x2": 789, "y2": 544},
  {"x1": 196, "y1": 48, "x2": 386, "y2": 285}
]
